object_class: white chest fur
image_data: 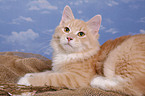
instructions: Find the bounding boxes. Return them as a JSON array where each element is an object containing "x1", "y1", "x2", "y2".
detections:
[{"x1": 52, "y1": 47, "x2": 100, "y2": 71}]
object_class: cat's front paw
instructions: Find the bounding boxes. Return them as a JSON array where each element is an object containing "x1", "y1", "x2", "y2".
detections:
[{"x1": 17, "y1": 73, "x2": 34, "y2": 86}]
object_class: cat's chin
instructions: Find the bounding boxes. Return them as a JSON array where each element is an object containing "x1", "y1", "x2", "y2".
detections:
[
  {"x1": 64, "y1": 43, "x2": 73, "y2": 48},
  {"x1": 62, "y1": 44, "x2": 75, "y2": 53}
]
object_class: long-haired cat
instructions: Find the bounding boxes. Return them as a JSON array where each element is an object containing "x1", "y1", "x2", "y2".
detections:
[
  {"x1": 17, "y1": 5, "x2": 145, "y2": 96},
  {"x1": 17, "y1": 5, "x2": 101, "y2": 88}
]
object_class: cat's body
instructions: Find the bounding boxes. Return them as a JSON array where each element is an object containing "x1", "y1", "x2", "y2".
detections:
[
  {"x1": 91, "y1": 34, "x2": 145, "y2": 95},
  {"x1": 17, "y1": 5, "x2": 145, "y2": 96}
]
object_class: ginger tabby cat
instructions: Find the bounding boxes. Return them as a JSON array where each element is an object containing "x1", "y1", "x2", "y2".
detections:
[{"x1": 18, "y1": 5, "x2": 145, "y2": 96}]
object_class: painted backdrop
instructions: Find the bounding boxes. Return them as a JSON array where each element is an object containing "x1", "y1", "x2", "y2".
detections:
[{"x1": 0, "y1": 0, "x2": 145, "y2": 59}]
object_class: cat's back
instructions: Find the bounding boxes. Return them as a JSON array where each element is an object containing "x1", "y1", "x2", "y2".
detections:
[
  {"x1": 129, "y1": 34, "x2": 145, "y2": 48},
  {"x1": 95, "y1": 34, "x2": 145, "y2": 75},
  {"x1": 123, "y1": 34, "x2": 145, "y2": 46},
  {"x1": 116, "y1": 34, "x2": 145, "y2": 54},
  {"x1": 101, "y1": 34, "x2": 145, "y2": 58},
  {"x1": 103, "y1": 34, "x2": 145, "y2": 77},
  {"x1": 100, "y1": 34, "x2": 145, "y2": 54}
]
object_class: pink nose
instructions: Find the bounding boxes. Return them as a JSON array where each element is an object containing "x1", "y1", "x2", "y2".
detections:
[{"x1": 67, "y1": 37, "x2": 73, "y2": 42}]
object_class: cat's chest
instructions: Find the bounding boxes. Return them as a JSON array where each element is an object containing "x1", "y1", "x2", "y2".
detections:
[
  {"x1": 52, "y1": 54, "x2": 78, "y2": 71},
  {"x1": 52, "y1": 53, "x2": 96, "y2": 72}
]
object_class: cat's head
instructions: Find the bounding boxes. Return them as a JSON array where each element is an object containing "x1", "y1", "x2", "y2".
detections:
[{"x1": 51, "y1": 5, "x2": 101, "y2": 54}]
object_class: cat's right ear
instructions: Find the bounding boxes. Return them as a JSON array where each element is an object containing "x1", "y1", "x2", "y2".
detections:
[
  {"x1": 87, "y1": 15, "x2": 102, "y2": 36},
  {"x1": 60, "y1": 5, "x2": 75, "y2": 25}
]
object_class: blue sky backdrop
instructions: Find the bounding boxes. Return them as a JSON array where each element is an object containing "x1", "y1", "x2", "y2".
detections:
[{"x1": 0, "y1": 0, "x2": 145, "y2": 59}]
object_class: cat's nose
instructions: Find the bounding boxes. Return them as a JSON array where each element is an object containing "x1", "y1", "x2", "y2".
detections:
[{"x1": 67, "y1": 37, "x2": 73, "y2": 42}]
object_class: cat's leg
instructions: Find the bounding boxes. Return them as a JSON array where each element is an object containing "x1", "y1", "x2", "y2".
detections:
[
  {"x1": 17, "y1": 72, "x2": 85, "y2": 88},
  {"x1": 91, "y1": 43, "x2": 125, "y2": 90},
  {"x1": 90, "y1": 75, "x2": 123, "y2": 90},
  {"x1": 17, "y1": 71, "x2": 53, "y2": 86}
]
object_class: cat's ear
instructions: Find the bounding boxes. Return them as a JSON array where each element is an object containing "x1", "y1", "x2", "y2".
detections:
[
  {"x1": 60, "y1": 5, "x2": 75, "y2": 25},
  {"x1": 87, "y1": 15, "x2": 102, "y2": 36}
]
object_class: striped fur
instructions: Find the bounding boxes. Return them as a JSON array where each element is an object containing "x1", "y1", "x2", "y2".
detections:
[
  {"x1": 91, "y1": 34, "x2": 145, "y2": 96},
  {"x1": 18, "y1": 6, "x2": 145, "y2": 96}
]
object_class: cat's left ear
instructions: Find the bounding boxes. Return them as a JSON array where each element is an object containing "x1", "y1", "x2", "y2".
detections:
[
  {"x1": 87, "y1": 15, "x2": 102, "y2": 36},
  {"x1": 60, "y1": 5, "x2": 75, "y2": 25}
]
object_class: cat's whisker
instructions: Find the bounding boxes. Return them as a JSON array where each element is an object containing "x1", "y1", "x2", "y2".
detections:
[
  {"x1": 43, "y1": 32, "x2": 53, "y2": 35},
  {"x1": 40, "y1": 37, "x2": 52, "y2": 41},
  {"x1": 37, "y1": 40, "x2": 52, "y2": 55},
  {"x1": 38, "y1": 45, "x2": 50, "y2": 52},
  {"x1": 38, "y1": 41, "x2": 50, "y2": 47}
]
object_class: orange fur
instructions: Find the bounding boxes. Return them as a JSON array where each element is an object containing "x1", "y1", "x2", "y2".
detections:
[
  {"x1": 17, "y1": 6, "x2": 145, "y2": 96},
  {"x1": 91, "y1": 34, "x2": 145, "y2": 96},
  {"x1": 94, "y1": 35, "x2": 131, "y2": 75}
]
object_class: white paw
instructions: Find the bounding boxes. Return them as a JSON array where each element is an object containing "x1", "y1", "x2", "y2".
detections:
[
  {"x1": 17, "y1": 73, "x2": 33, "y2": 86},
  {"x1": 90, "y1": 76, "x2": 118, "y2": 90}
]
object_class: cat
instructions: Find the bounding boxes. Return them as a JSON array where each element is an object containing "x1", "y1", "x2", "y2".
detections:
[
  {"x1": 17, "y1": 5, "x2": 145, "y2": 96},
  {"x1": 17, "y1": 5, "x2": 101, "y2": 89}
]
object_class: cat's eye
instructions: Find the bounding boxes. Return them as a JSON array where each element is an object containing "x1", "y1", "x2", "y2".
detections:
[
  {"x1": 64, "y1": 27, "x2": 70, "y2": 33},
  {"x1": 77, "y1": 32, "x2": 85, "y2": 37}
]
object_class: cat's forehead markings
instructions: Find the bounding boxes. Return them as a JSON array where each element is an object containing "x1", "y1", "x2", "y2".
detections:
[{"x1": 69, "y1": 20, "x2": 86, "y2": 29}]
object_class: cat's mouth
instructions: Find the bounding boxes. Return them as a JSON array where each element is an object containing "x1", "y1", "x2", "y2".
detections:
[{"x1": 64, "y1": 43, "x2": 73, "y2": 48}]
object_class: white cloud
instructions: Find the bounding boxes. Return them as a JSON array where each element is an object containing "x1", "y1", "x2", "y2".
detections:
[
  {"x1": 19, "y1": 16, "x2": 33, "y2": 22},
  {"x1": 139, "y1": 17, "x2": 145, "y2": 23},
  {"x1": 78, "y1": 10, "x2": 83, "y2": 14},
  {"x1": 100, "y1": 25, "x2": 118, "y2": 34},
  {"x1": 28, "y1": 0, "x2": 57, "y2": 11},
  {"x1": 70, "y1": 1, "x2": 83, "y2": 5},
  {"x1": 48, "y1": 29, "x2": 54, "y2": 33},
  {"x1": 42, "y1": 29, "x2": 54, "y2": 35},
  {"x1": 121, "y1": 0, "x2": 144, "y2": 9},
  {"x1": 100, "y1": 25, "x2": 106, "y2": 30},
  {"x1": 120, "y1": 0, "x2": 137, "y2": 3},
  {"x1": 6, "y1": 29, "x2": 39, "y2": 43},
  {"x1": 43, "y1": 46, "x2": 53, "y2": 56},
  {"x1": 11, "y1": 16, "x2": 33, "y2": 24},
  {"x1": 121, "y1": 0, "x2": 131, "y2": 3},
  {"x1": 41, "y1": 11, "x2": 50, "y2": 14},
  {"x1": 105, "y1": 28, "x2": 118, "y2": 34},
  {"x1": 0, "y1": 29, "x2": 41, "y2": 53},
  {"x1": 105, "y1": 18, "x2": 114, "y2": 24},
  {"x1": 140, "y1": 29, "x2": 145, "y2": 34},
  {"x1": 106, "y1": 0, "x2": 119, "y2": 7},
  {"x1": 69, "y1": 0, "x2": 89, "y2": 5}
]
